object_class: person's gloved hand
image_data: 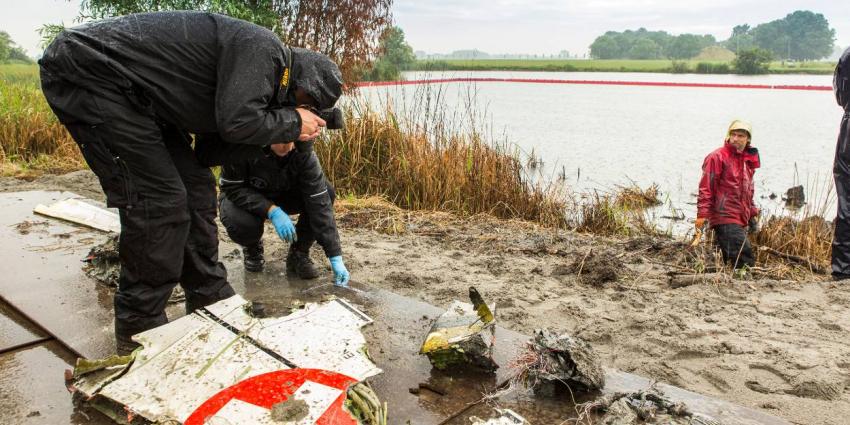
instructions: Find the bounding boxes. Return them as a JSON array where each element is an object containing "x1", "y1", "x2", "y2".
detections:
[
  {"x1": 748, "y1": 216, "x2": 760, "y2": 233},
  {"x1": 267, "y1": 206, "x2": 296, "y2": 243},
  {"x1": 695, "y1": 217, "x2": 707, "y2": 230},
  {"x1": 329, "y1": 255, "x2": 350, "y2": 287}
]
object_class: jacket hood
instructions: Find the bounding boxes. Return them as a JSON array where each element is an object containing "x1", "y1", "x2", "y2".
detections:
[
  {"x1": 290, "y1": 47, "x2": 343, "y2": 110},
  {"x1": 727, "y1": 119, "x2": 752, "y2": 141}
]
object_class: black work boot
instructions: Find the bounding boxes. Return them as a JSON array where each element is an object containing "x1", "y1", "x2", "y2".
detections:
[
  {"x1": 115, "y1": 334, "x2": 141, "y2": 356},
  {"x1": 243, "y1": 243, "x2": 265, "y2": 272},
  {"x1": 286, "y1": 246, "x2": 319, "y2": 279}
]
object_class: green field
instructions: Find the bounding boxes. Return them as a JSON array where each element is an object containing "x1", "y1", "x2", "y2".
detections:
[{"x1": 410, "y1": 59, "x2": 836, "y2": 75}]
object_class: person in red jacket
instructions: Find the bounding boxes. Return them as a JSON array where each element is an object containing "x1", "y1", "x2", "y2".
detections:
[{"x1": 696, "y1": 120, "x2": 761, "y2": 269}]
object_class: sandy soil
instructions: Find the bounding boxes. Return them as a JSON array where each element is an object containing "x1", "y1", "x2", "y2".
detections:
[{"x1": 3, "y1": 171, "x2": 849, "y2": 425}]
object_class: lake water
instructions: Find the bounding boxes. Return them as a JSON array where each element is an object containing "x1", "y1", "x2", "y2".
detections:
[{"x1": 355, "y1": 70, "x2": 842, "y2": 230}]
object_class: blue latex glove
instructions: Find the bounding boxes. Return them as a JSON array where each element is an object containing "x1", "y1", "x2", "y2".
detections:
[
  {"x1": 267, "y1": 206, "x2": 296, "y2": 243},
  {"x1": 329, "y1": 256, "x2": 350, "y2": 287}
]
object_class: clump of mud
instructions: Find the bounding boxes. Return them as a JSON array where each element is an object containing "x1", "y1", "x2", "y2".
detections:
[
  {"x1": 270, "y1": 398, "x2": 309, "y2": 422},
  {"x1": 566, "y1": 250, "x2": 623, "y2": 285},
  {"x1": 13, "y1": 220, "x2": 49, "y2": 235}
]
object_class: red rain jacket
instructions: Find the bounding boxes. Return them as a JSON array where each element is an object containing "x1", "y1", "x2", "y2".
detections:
[{"x1": 697, "y1": 141, "x2": 761, "y2": 227}]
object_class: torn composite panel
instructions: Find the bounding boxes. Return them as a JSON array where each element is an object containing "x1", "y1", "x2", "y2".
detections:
[{"x1": 71, "y1": 295, "x2": 381, "y2": 424}]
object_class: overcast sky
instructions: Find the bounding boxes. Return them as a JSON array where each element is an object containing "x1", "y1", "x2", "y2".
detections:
[{"x1": 2, "y1": 0, "x2": 849, "y2": 57}]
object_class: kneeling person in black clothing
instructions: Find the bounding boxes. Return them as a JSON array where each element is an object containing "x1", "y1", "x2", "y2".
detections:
[{"x1": 220, "y1": 142, "x2": 350, "y2": 286}]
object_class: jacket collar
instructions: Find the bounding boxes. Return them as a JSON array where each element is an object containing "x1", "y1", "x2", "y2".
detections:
[{"x1": 723, "y1": 140, "x2": 760, "y2": 169}]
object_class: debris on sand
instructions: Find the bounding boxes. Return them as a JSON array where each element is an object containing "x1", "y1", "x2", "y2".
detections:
[
  {"x1": 83, "y1": 234, "x2": 184, "y2": 303},
  {"x1": 577, "y1": 386, "x2": 720, "y2": 425},
  {"x1": 420, "y1": 287, "x2": 498, "y2": 371},
  {"x1": 507, "y1": 328, "x2": 604, "y2": 396},
  {"x1": 84, "y1": 234, "x2": 120, "y2": 287}
]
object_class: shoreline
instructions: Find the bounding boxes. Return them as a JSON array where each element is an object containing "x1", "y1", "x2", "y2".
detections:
[{"x1": 406, "y1": 59, "x2": 835, "y2": 75}]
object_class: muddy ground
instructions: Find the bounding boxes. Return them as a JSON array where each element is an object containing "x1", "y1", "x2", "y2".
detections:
[{"x1": 3, "y1": 170, "x2": 849, "y2": 425}]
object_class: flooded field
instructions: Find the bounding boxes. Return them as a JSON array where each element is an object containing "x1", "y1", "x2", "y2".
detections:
[{"x1": 357, "y1": 71, "x2": 842, "y2": 231}]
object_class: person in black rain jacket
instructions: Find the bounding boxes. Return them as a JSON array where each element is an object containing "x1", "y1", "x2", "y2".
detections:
[
  {"x1": 38, "y1": 11, "x2": 342, "y2": 353},
  {"x1": 218, "y1": 141, "x2": 349, "y2": 286}
]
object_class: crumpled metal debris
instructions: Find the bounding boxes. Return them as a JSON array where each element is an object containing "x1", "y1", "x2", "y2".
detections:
[
  {"x1": 511, "y1": 328, "x2": 604, "y2": 394},
  {"x1": 419, "y1": 287, "x2": 498, "y2": 371},
  {"x1": 579, "y1": 386, "x2": 720, "y2": 425},
  {"x1": 83, "y1": 234, "x2": 120, "y2": 287}
]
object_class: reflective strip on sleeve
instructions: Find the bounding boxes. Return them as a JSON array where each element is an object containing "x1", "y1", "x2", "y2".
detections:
[{"x1": 219, "y1": 178, "x2": 244, "y2": 184}]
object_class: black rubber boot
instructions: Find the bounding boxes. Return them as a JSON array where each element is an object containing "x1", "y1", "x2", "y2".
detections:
[
  {"x1": 286, "y1": 246, "x2": 319, "y2": 279},
  {"x1": 243, "y1": 242, "x2": 265, "y2": 272}
]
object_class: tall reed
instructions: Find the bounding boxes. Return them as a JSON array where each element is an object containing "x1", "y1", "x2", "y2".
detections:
[
  {"x1": 316, "y1": 93, "x2": 570, "y2": 227},
  {"x1": 753, "y1": 176, "x2": 835, "y2": 272},
  {"x1": 0, "y1": 64, "x2": 82, "y2": 174}
]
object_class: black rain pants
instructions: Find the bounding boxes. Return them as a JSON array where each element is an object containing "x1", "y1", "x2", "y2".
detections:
[
  {"x1": 40, "y1": 70, "x2": 235, "y2": 340},
  {"x1": 713, "y1": 224, "x2": 755, "y2": 269},
  {"x1": 832, "y1": 110, "x2": 850, "y2": 279}
]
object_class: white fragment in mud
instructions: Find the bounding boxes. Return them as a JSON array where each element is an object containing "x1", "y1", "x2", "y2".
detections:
[
  {"x1": 470, "y1": 408, "x2": 527, "y2": 424},
  {"x1": 73, "y1": 295, "x2": 380, "y2": 424},
  {"x1": 34, "y1": 197, "x2": 120, "y2": 233}
]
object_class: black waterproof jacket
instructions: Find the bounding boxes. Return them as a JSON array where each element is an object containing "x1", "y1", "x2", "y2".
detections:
[
  {"x1": 220, "y1": 150, "x2": 341, "y2": 257},
  {"x1": 39, "y1": 11, "x2": 342, "y2": 145}
]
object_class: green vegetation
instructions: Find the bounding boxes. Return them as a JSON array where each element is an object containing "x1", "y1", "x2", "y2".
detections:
[
  {"x1": 726, "y1": 11, "x2": 835, "y2": 60},
  {"x1": 410, "y1": 58, "x2": 834, "y2": 74},
  {"x1": 733, "y1": 48, "x2": 774, "y2": 75},
  {"x1": 590, "y1": 28, "x2": 716, "y2": 60},
  {"x1": 360, "y1": 26, "x2": 416, "y2": 81},
  {"x1": 0, "y1": 31, "x2": 33, "y2": 64},
  {"x1": 586, "y1": 10, "x2": 835, "y2": 65}
]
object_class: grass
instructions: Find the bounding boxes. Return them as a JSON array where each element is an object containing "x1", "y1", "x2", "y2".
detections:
[
  {"x1": 575, "y1": 188, "x2": 662, "y2": 237},
  {"x1": 751, "y1": 177, "x2": 836, "y2": 277},
  {"x1": 0, "y1": 64, "x2": 83, "y2": 177},
  {"x1": 411, "y1": 59, "x2": 836, "y2": 75},
  {"x1": 317, "y1": 94, "x2": 570, "y2": 227}
]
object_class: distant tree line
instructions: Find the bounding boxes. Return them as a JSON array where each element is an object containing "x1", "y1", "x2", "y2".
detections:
[
  {"x1": 0, "y1": 31, "x2": 33, "y2": 63},
  {"x1": 590, "y1": 29, "x2": 716, "y2": 60},
  {"x1": 724, "y1": 10, "x2": 835, "y2": 61},
  {"x1": 590, "y1": 10, "x2": 835, "y2": 61}
]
